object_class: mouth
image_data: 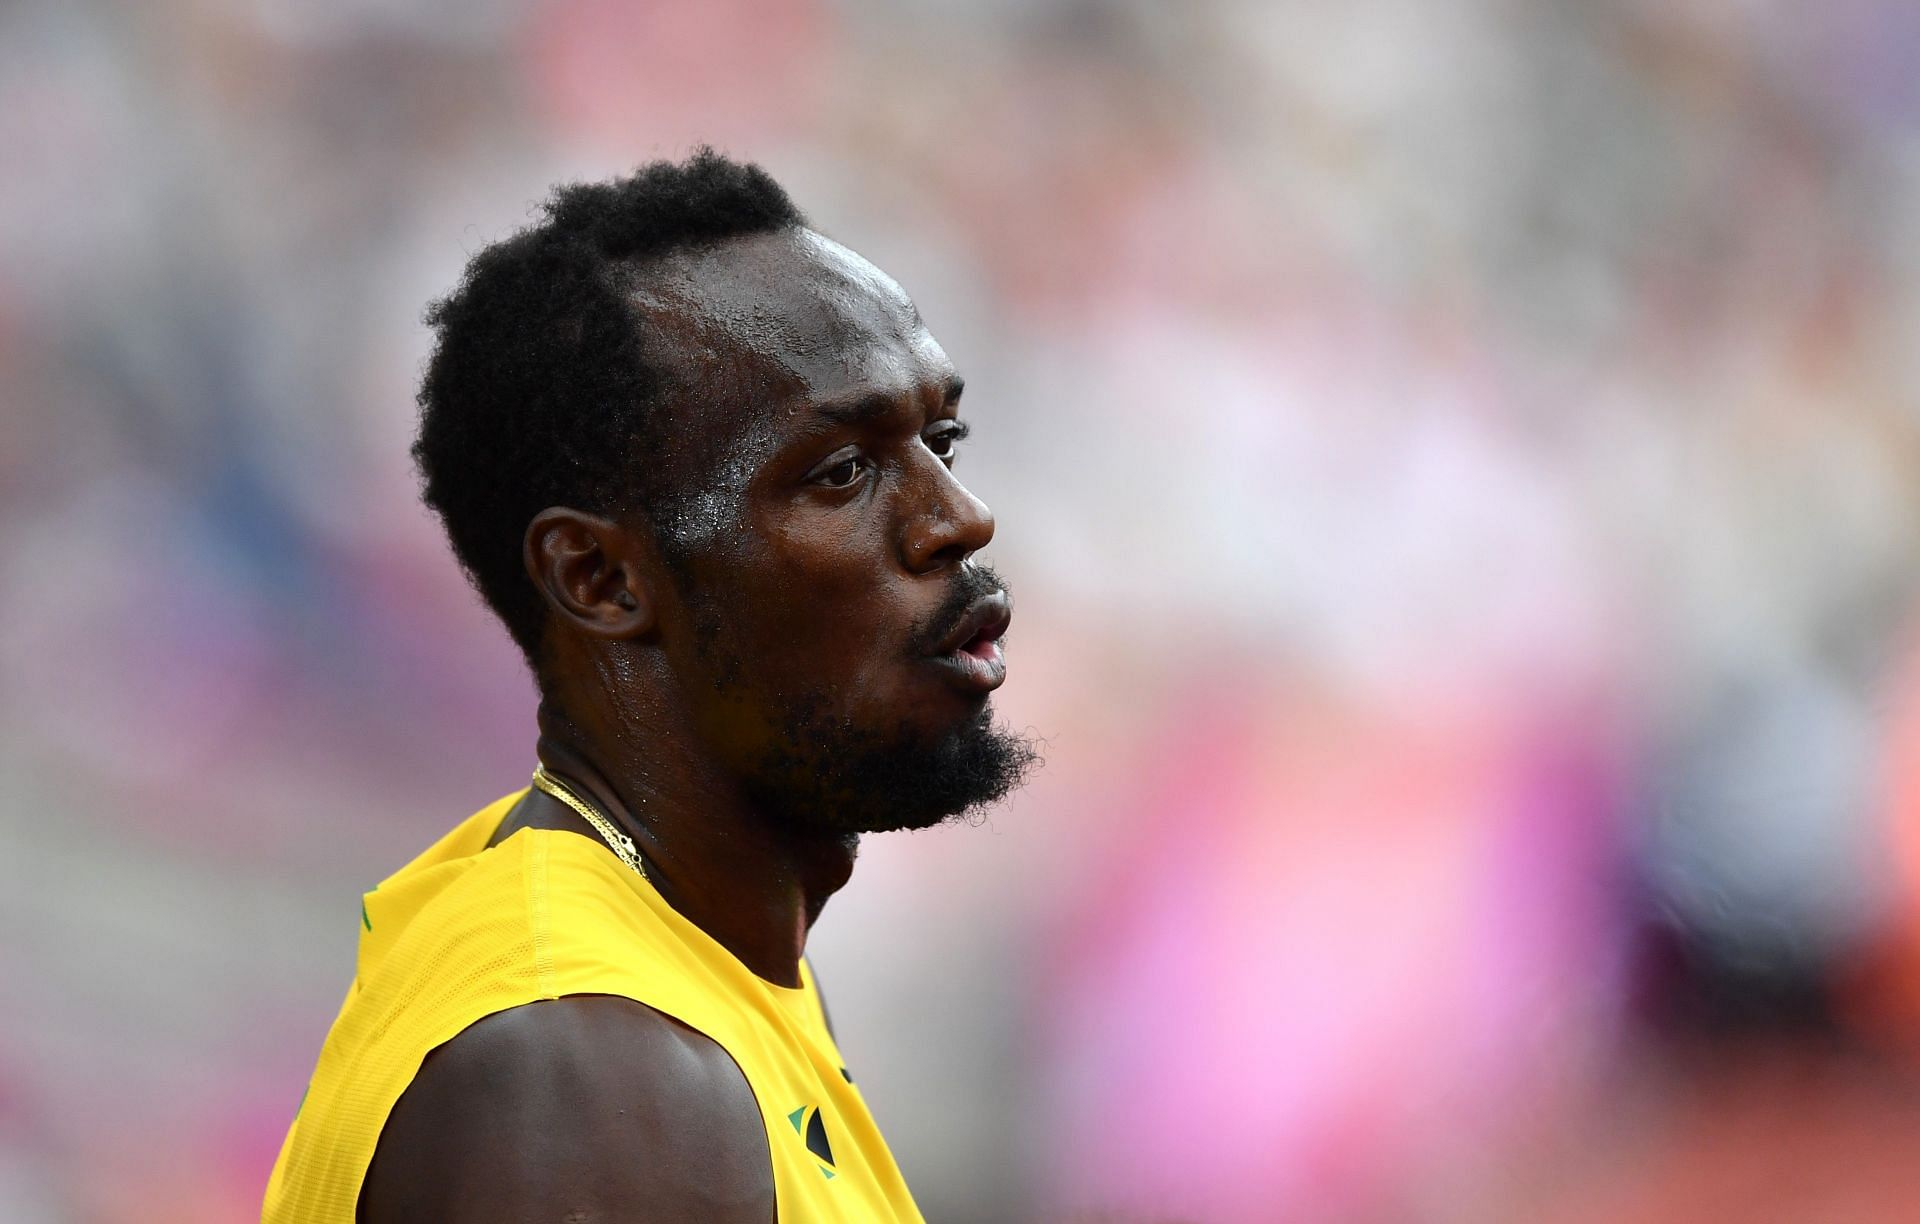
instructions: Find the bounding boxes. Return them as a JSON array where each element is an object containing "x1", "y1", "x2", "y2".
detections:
[{"x1": 924, "y1": 590, "x2": 1012, "y2": 694}]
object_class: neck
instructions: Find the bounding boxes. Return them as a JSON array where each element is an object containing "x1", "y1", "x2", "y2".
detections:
[{"x1": 530, "y1": 686, "x2": 858, "y2": 990}]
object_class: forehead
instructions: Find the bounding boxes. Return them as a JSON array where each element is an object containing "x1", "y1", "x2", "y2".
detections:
[{"x1": 632, "y1": 228, "x2": 951, "y2": 415}]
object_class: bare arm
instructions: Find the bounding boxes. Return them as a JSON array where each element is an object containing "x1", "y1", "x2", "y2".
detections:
[{"x1": 359, "y1": 995, "x2": 775, "y2": 1223}]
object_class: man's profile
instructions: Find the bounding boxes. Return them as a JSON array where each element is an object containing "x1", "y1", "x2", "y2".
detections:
[{"x1": 263, "y1": 150, "x2": 1035, "y2": 1223}]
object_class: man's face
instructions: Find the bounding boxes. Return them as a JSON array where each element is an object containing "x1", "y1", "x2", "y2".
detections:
[{"x1": 630, "y1": 229, "x2": 1035, "y2": 834}]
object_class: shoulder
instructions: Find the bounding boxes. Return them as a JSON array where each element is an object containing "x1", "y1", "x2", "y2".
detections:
[{"x1": 359, "y1": 994, "x2": 774, "y2": 1224}]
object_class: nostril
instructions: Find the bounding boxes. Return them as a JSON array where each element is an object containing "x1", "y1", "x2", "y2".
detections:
[{"x1": 924, "y1": 541, "x2": 973, "y2": 572}]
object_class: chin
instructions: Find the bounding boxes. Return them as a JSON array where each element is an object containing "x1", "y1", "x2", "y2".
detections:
[{"x1": 750, "y1": 703, "x2": 1040, "y2": 836}]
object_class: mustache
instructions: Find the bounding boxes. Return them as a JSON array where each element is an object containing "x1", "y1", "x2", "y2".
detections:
[{"x1": 908, "y1": 563, "x2": 1011, "y2": 655}]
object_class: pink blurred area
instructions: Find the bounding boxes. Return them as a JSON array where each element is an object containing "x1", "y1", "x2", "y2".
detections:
[{"x1": 7, "y1": 2, "x2": 1920, "y2": 1221}]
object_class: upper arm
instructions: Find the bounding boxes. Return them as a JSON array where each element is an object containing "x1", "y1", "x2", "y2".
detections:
[{"x1": 359, "y1": 995, "x2": 775, "y2": 1224}]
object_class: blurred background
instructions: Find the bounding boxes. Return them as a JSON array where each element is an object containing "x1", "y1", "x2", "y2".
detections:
[{"x1": 5, "y1": 0, "x2": 1920, "y2": 1220}]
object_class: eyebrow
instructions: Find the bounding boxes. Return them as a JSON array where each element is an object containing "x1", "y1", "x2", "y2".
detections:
[{"x1": 812, "y1": 374, "x2": 966, "y2": 427}]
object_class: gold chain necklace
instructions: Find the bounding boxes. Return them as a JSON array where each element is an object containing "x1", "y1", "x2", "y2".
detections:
[{"x1": 530, "y1": 764, "x2": 648, "y2": 880}]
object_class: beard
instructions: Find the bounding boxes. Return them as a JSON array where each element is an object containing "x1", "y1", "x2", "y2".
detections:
[
  {"x1": 686, "y1": 562, "x2": 1040, "y2": 835},
  {"x1": 741, "y1": 695, "x2": 1039, "y2": 835}
]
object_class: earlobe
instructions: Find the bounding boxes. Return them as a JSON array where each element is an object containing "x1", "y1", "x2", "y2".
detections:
[{"x1": 524, "y1": 508, "x2": 657, "y2": 641}]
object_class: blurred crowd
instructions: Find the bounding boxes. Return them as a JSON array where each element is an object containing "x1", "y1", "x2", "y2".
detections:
[{"x1": 4, "y1": 1, "x2": 1920, "y2": 1220}]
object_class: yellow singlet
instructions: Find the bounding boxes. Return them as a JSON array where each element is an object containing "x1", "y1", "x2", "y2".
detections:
[{"x1": 262, "y1": 790, "x2": 924, "y2": 1222}]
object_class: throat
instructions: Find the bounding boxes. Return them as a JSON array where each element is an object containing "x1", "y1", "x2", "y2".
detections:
[{"x1": 653, "y1": 825, "x2": 859, "y2": 989}]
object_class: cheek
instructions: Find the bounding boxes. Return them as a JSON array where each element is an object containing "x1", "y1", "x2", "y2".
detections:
[
  {"x1": 755, "y1": 505, "x2": 890, "y2": 604},
  {"x1": 726, "y1": 520, "x2": 917, "y2": 697}
]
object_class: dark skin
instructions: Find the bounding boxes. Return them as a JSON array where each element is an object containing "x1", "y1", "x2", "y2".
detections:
[{"x1": 360, "y1": 229, "x2": 998, "y2": 1222}]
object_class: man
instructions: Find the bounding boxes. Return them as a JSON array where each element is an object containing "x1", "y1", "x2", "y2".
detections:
[{"x1": 263, "y1": 149, "x2": 1035, "y2": 1222}]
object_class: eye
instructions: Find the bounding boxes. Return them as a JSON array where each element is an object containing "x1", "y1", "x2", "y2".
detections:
[
  {"x1": 924, "y1": 420, "x2": 971, "y2": 463},
  {"x1": 811, "y1": 453, "x2": 867, "y2": 489}
]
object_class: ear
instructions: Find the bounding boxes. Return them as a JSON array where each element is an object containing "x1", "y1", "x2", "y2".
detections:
[{"x1": 523, "y1": 507, "x2": 657, "y2": 641}]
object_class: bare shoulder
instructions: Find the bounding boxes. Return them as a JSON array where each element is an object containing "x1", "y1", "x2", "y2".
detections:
[{"x1": 359, "y1": 995, "x2": 774, "y2": 1224}]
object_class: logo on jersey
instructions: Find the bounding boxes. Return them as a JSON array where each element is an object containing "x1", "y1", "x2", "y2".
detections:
[{"x1": 787, "y1": 1104, "x2": 837, "y2": 1179}]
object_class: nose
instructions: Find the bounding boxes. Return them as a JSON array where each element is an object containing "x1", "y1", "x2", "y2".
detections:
[{"x1": 900, "y1": 463, "x2": 995, "y2": 574}]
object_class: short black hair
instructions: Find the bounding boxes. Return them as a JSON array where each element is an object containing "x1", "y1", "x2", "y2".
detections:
[{"x1": 412, "y1": 148, "x2": 806, "y2": 666}]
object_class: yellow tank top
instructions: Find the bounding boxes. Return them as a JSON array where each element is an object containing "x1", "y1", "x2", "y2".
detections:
[{"x1": 262, "y1": 790, "x2": 924, "y2": 1222}]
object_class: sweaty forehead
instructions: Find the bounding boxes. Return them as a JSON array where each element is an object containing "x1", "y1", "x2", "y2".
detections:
[{"x1": 628, "y1": 228, "x2": 945, "y2": 410}]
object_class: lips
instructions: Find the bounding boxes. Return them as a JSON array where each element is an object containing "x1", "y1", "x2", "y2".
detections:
[{"x1": 924, "y1": 590, "x2": 1011, "y2": 693}]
